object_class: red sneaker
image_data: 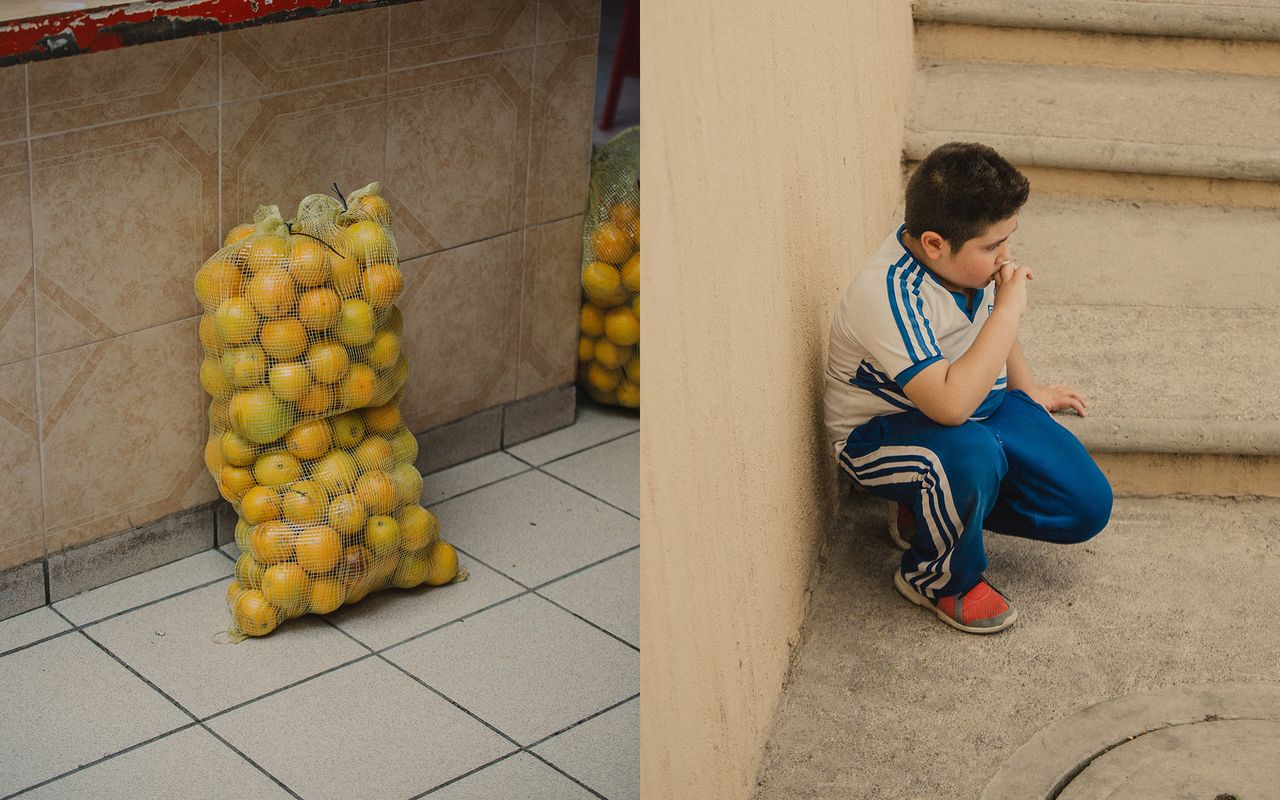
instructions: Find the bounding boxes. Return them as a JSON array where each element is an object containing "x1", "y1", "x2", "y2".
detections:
[
  {"x1": 887, "y1": 501, "x2": 912, "y2": 550},
  {"x1": 894, "y1": 570, "x2": 1018, "y2": 634}
]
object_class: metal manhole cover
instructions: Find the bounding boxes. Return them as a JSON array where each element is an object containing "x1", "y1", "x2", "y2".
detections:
[{"x1": 982, "y1": 683, "x2": 1280, "y2": 800}]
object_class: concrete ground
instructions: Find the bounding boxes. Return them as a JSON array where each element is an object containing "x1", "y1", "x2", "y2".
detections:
[
  {"x1": 0, "y1": 403, "x2": 639, "y2": 800},
  {"x1": 754, "y1": 488, "x2": 1280, "y2": 799}
]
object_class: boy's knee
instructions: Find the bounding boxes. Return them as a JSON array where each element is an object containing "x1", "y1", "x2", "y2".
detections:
[
  {"x1": 938, "y1": 423, "x2": 1006, "y2": 484},
  {"x1": 1062, "y1": 470, "x2": 1113, "y2": 543}
]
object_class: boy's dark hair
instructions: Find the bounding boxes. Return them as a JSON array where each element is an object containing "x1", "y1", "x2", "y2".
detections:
[{"x1": 904, "y1": 142, "x2": 1030, "y2": 252}]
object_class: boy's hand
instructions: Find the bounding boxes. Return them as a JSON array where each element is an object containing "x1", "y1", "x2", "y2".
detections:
[
  {"x1": 1025, "y1": 383, "x2": 1088, "y2": 416},
  {"x1": 992, "y1": 260, "x2": 1034, "y2": 319}
]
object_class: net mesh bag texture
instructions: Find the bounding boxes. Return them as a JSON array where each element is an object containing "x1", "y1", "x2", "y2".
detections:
[
  {"x1": 578, "y1": 127, "x2": 640, "y2": 408},
  {"x1": 196, "y1": 182, "x2": 466, "y2": 639}
]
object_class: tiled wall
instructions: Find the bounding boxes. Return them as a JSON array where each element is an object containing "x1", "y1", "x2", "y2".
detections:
[{"x1": 0, "y1": 0, "x2": 598, "y2": 576}]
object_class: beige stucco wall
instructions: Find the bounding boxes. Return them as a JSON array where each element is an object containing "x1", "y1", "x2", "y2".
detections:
[{"x1": 640, "y1": 2, "x2": 914, "y2": 797}]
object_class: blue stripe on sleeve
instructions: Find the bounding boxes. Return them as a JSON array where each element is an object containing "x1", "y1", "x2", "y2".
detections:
[
  {"x1": 894, "y1": 354, "x2": 944, "y2": 388},
  {"x1": 908, "y1": 270, "x2": 942, "y2": 358},
  {"x1": 885, "y1": 256, "x2": 921, "y2": 362}
]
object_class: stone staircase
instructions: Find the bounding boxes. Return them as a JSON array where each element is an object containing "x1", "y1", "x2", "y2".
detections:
[{"x1": 908, "y1": 0, "x2": 1280, "y2": 496}]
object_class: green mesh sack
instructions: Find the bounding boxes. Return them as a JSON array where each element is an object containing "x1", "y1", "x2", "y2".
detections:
[
  {"x1": 195, "y1": 182, "x2": 466, "y2": 639},
  {"x1": 577, "y1": 127, "x2": 640, "y2": 408}
]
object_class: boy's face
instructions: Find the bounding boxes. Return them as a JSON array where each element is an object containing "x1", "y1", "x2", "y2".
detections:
[{"x1": 924, "y1": 215, "x2": 1018, "y2": 291}]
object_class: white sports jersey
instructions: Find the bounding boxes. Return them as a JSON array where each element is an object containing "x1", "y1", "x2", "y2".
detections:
[{"x1": 824, "y1": 224, "x2": 1007, "y2": 451}]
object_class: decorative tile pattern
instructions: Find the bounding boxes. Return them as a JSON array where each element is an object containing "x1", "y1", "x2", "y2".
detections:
[
  {"x1": 222, "y1": 8, "x2": 388, "y2": 103},
  {"x1": 519, "y1": 216, "x2": 583, "y2": 397},
  {"x1": 221, "y1": 77, "x2": 387, "y2": 236},
  {"x1": 0, "y1": 140, "x2": 34, "y2": 366},
  {"x1": 527, "y1": 37, "x2": 596, "y2": 225},
  {"x1": 29, "y1": 108, "x2": 217, "y2": 355},
  {"x1": 27, "y1": 35, "x2": 219, "y2": 136},
  {"x1": 385, "y1": 49, "x2": 533, "y2": 261},
  {"x1": 536, "y1": 0, "x2": 602, "y2": 44},
  {"x1": 37, "y1": 317, "x2": 217, "y2": 553},
  {"x1": 389, "y1": 0, "x2": 536, "y2": 71},
  {"x1": 397, "y1": 235, "x2": 523, "y2": 432},
  {"x1": 0, "y1": 359, "x2": 43, "y2": 572}
]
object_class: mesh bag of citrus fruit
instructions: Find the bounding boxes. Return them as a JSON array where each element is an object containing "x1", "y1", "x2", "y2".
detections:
[
  {"x1": 578, "y1": 127, "x2": 640, "y2": 408},
  {"x1": 196, "y1": 181, "x2": 466, "y2": 639}
]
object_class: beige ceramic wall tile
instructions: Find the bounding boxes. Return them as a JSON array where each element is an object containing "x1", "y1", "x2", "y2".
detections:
[
  {"x1": 38, "y1": 316, "x2": 216, "y2": 553},
  {"x1": 0, "y1": 64, "x2": 25, "y2": 144},
  {"x1": 388, "y1": 0, "x2": 535, "y2": 71},
  {"x1": 27, "y1": 35, "x2": 218, "y2": 137},
  {"x1": 527, "y1": 37, "x2": 596, "y2": 225},
  {"x1": 385, "y1": 48, "x2": 533, "y2": 262},
  {"x1": 0, "y1": 359, "x2": 44, "y2": 571},
  {"x1": 519, "y1": 215, "x2": 583, "y2": 397},
  {"x1": 0, "y1": 141, "x2": 35, "y2": 366},
  {"x1": 222, "y1": 8, "x2": 387, "y2": 103},
  {"x1": 397, "y1": 233, "x2": 522, "y2": 432},
  {"x1": 30, "y1": 108, "x2": 217, "y2": 356},
  {"x1": 221, "y1": 77, "x2": 386, "y2": 235},
  {"x1": 537, "y1": 0, "x2": 601, "y2": 43}
]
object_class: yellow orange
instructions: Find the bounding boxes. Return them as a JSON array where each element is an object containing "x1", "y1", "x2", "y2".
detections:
[
  {"x1": 313, "y1": 450, "x2": 359, "y2": 495},
  {"x1": 309, "y1": 578, "x2": 346, "y2": 614},
  {"x1": 336, "y1": 298, "x2": 375, "y2": 347},
  {"x1": 578, "y1": 336, "x2": 594, "y2": 362},
  {"x1": 397, "y1": 505, "x2": 437, "y2": 551},
  {"x1": 253, "y1": 452, "x2": 302, "y2": 487},
  {"x1": 581, "y1": 305, "x2": 606, "y2": 337},
  {"x1": 200, "y1": 358, "x2": 233, "y2": 399},
  {"x1": 260, "y1": 318, "x2": 308, "y2": 361},
  {"x1": 364, "y1": 515, "x2": 400, "y2": 558},
  {"x1": 587, "y1": 362, "x2": 622, "y2": 393},
  {"x1": 594, "y1": 340, "x2": 631, "y2": 370},
  {"x1": 361, "y1": 263, "x2": 403, "y2": 310},
  {"x1": 384, "y1": 305, "x2": 404, "y2": 336},
  {"x1": 220, "y1": 430, "x2": 258, "y2": 467},
  {"x1": 367, "y1": 330, "x2": 401, "y2": 370},
  {"x1": 338, "y1": 363, "x2": 376, "y2": 408},
  {"x1": 353, "y1": 435, "x2": 394, "y2": 472},
  {"x1": 198, "y1": 313, "x2": 223, "y2": 357},
  {"x1": 604, "y1": 307, "x2": 639, "y2": 347},
  {"x1": 356, "y1": 470, "x2": 397, "y2": 515},
  {"x1": 331, "y1": 411, "x2": 366, "y2": 449},
  {"x1": 224, "y1": 223, "x2": 256, "y2": 247},
  {"x1": 592, "y1": 221, "x2": 634, "y2": 264},
  {"x1": 249, "y1": 520, "x2": 294, "y2": 564},
  {"x1": 240, "y1": 485, "x2": 281, "y2": 524},
  {"x1": 295, "y1": 525, "x2": 342, "y2": 575},
  {"x1": 226, "y1": 580, "x2": 244, "y2": 609},
  {"x1": 204, "y1": 436, "x2": 224, "y2": 475},
  {"x1": 327, "y1": 492, "x2": 367, "y2": 537},
  {"x1": 623, "y1": 353, "x2": 640, "y2": 382},
  {"x1": 235, "y1": 553, "x2": 264, "y2": 590},
  {"x1": 247, "y1": 268, "x2": 298, "y2": 319},
  {"x1": 610, "y1": 202, "x2": 638, "y2": 227},
  {"x1": 620, "y1": 253, "x2": 640, "y2": 292},
  {"x1": 194, "y1": 259, "x2": 244, "y2": 310},
  {"x1": 219, "y1": 464, "x2": 255, "y2": 502},
  {"x1": 243, "y1": 234, "x2": 290, "y2": 274},
  {"x1": 338, "y1": 544, "x2": 371, "y2": 588},
  {"x1": 615, "y1": 380, "x2": 640, "y2": 408},
  {"x1": 389, "y1": 429, "x2": 418, "y2": 466},
  {"x1": 221, "y1": 346, "x2": 267, "y2": 388},
  {"x1": 353, "y1": 193, "x2": 390, "y2": 224},
  {"x1": 307, "y1": 341, "x2": 350, "y2": 385},
  {"x1": 389, "y1": 462, "x2": 423, "y2": 506},
  {"x1": 234, "y1": 519, "x2": 254, "y2": 551},
  {"x1": 424, "y1": 540, "x2": 460, "y2": 585},
  {"x1": 214, "y1": 296, "x2": 260, "y2": 345},
  {"x1": 285, "y1": 418, "x2": 333, "y2": 460},
  {"x1": 371, "y1": 357, "x2": 408, "y2": 407},
  {"x1": 330, "y1": 248, "x2": 362, "y2": 297},
  {"x1": 261, "y1": 562, "x2": 309, "y2": 615},
  {"x1": 582, "y1": 261, "x2": 627, "y2": 307},
  {"x1": 229, "y1": 388, "x2": 290, "y2": 444},
  {"x1": 629, "y1": 217, "x2": 640, "y2": 247},
  {"x1": 281, "y1": 481, "x2": 326, "y2": 525},
  {"x1": 344, "y1": 220, "x2": 392, "y2": 264},
  {"x1": 297, "y1": 287, "x2": 342, "y2": 332},
  {"x1": 233, "y1": 590, "x2": 280, "y2": 636},
  {"x1": 268, "y1": 362, "x2": 312, "y2": 403},
  {"x1": 361, "y1": 402, "x2": 402, "y2": 435},
  {"x1": 392, "y1": 553, "x2": 431, "y2": 589},
  {"x1": 209, "y1": 398, "x2": 232, "y2": 430},
  {"x1": 296, "y1": 382, "x2": 333, "y2": 416},
  {"x1": 287, "y1": 235, "x2": 331, "y2": 287}
]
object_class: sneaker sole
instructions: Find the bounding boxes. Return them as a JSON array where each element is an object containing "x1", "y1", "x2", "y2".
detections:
[
  {"x1": 886, "y1": 501, "x2": 910, "y2": 550},
  {"x1": 894, "y1": 570, "x2": 1018, "y2": 634}
]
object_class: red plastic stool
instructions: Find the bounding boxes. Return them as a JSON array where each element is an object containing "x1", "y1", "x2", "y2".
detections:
[{"x1": 599, "y1": 0, "x2": 639, "y2": 131}]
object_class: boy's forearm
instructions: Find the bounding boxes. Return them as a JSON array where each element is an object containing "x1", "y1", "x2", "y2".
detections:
[
  {"x1": 1005, "y1": 336, "x2": 1035, "y2": 391},
  {"x1": 942, "y1": 309, "x2": 1020, "y2": 419}
]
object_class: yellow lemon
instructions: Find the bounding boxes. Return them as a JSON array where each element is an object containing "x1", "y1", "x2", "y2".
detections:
[
  {"x1": 587, "y1": 362, "x2": 622, "y2": 393},
  {"x1": 582, "y1": 262, "x2": 627, "y2": 308},
  {"x1": 604, "y1": 307, "x2": 639, "y2": 347},
  {"x1": 580, "y1": 305, "x2": 606, "y2": 337}
]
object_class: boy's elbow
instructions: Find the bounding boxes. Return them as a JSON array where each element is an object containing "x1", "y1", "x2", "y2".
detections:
[{"x1": 916, "y1": 400, "x2": 968, "y2": 427}]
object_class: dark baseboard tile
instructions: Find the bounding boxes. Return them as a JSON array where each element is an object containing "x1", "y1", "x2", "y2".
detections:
[
  {"x1": 502, "y1": 385, "x2": 577, "y2": 448},
  {"x1": 0, "y1": 560, "x2": 47, "y2": 622}
]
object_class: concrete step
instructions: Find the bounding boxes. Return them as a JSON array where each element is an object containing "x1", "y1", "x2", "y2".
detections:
[
  {"x1": 1011, "y1": 193, "x2": 1280, "y2": 456},
  {"x1": 907, "y1": 60, "x2": 1280, "y2": 182},
  {"x1": 913, "y1": 0, "x2": 1280, "y2": 41},
  {"x1": 755, "y1": 491, "x2": 1280, "y2": 799}
]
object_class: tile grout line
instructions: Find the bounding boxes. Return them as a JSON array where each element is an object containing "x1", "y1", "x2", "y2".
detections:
[
  {"x1": 13, "y1": 605, "x2": 302, "y2": 800},
  {"x1": 532, "y1": 461, "x2": 640, "y2": 521},
  {"x1": 522, "y1": 749, "x2": 611, "y2": 800},
  {"x1": 408, "y1": 749, "x2": 524, "y2": 799},
  {"x1": 524, "y1": 690, "x2": 640, "y2": 750},
  {"x1": 503, "y1": 423, "x2": 638, "y2": 470}
]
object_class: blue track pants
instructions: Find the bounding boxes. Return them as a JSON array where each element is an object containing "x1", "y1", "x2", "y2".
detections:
[{"x1": 838, "y1": 389, "x2": 1112, "y2": 600}]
